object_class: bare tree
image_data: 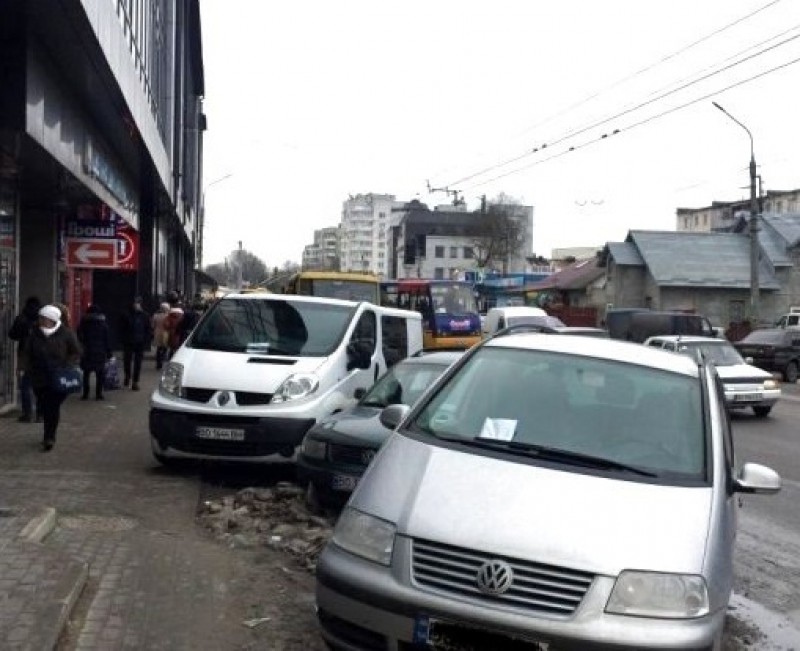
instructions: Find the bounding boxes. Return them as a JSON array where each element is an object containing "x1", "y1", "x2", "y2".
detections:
[
  {"x1": 471, "y1": 194, "x2": 527, "y2": 274},
  {"x1": 206, "y1": 249, "x2": 269, "y2": 287}
]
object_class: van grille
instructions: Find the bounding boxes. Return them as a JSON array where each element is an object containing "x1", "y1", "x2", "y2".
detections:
[
  {"x1": 182, "y1": 387, "x2": 216, "y2": 403},
  {"x1": 235, "y1": 391, "x2": 274, "y2": 406},
  {"x1": 411, "y1": 539, "x2": 593, "y2": 616}
]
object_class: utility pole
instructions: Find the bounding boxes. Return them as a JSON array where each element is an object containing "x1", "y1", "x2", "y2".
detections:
[
  {"x1": 236, "y1": 240, "x2": 243, "y2": 290},
  {"x1": 713, "y1": 102, "x2": 760, "y2": 324}
]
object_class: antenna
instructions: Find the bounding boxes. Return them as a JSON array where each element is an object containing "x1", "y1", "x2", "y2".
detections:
[{"x1": 426, "y1": 180, "x2": 465, "y2": 206}]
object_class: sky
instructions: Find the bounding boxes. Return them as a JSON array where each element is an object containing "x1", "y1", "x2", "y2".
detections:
[{"x1": 200, "y1": 0, "x2": 800, "y2": 269}]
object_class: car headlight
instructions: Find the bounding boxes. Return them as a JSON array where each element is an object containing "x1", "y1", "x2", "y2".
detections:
[
  {"x1": 331, "y1": 507, "x2": 396, "y2": 566},
  {"x1": 160, "y1": 362, "x2": 184, "y2": 397},
  {"x1": 763, "y1": 379, "x2": 779, "y2": 390},
  {"x1": 271, "y1": 373, "x2": 319, "y2": 403},
  {"x1": 301, "y1": 437, "x2": 327, "y2": 460},
  {"x1": 606, "y1": 571, "x2": 709, "y2": 619}
]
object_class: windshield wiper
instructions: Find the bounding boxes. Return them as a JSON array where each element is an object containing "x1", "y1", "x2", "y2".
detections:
[{"x1": 436, "y1": 436, "x2": 657, "y2": 477}]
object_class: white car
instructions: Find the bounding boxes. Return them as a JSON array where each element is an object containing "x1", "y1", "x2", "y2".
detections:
[{"x1": 644, "y1": 335, "x2": 781, "y2": 417}]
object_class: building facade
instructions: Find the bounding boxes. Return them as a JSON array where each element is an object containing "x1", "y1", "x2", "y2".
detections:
[
  {"x1": 676, "y1": 189, "x2": 800, "y2": 232},
  {"x1": 339, "y1": 194, "x2": 403, "y2": 276},
  {"x1": 0, "y1": 0, "x2": 204, "y2": 410},
  {"x1": 301, "y1": 226, "x2": 341, "y2": 270}
]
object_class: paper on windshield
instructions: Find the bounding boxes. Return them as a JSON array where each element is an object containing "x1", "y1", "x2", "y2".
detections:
[{"x1": 478, "y1": 418, "x2": 517, "y2": 441}]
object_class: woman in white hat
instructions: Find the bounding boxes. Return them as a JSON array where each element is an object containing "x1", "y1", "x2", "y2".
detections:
[{"x1": 23, "y1": 304, "x2": 82, "y2": 451}]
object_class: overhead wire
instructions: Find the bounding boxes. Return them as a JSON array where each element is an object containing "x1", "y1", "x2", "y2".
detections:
[
  {"x1": 458, "y1": 54, "x2": 800, "y2": 192},
  {"x1": 427, "y1": 0, "x2": 785, "y2": 186}
]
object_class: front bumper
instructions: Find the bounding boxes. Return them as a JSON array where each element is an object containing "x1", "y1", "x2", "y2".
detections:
[
  {"x1": 315, "y1": 539, "x2": 725, "y2": 651},
  {"x1": 724, "y1": 386, "x2": 781, "y2": 410},
  {"x1": 150, "y1": 407, "x2": 314, "y2": 462},
  {"x1": 297, "y1": 451, "x2": 371, "y2": 506}
]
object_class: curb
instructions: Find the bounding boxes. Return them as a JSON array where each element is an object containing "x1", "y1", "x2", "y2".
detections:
[
  {"x1": 18, "y1": 506, "x2": 57, "y2": 544},
  {"x1": 41, "y1": 560, "x2": 89, "y2": 651}
]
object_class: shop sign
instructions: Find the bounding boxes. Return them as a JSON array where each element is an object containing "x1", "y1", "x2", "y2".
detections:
[{"x1": 66, "y1": 239, "x2": 117, "y2": 268}]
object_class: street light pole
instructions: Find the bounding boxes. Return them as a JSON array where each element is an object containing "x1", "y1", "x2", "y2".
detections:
[
  {"x1": 199, "y1": 173, "x2": 234, "y2": 269},
  {"x1": 712, "y1": 101, "x2": 760, "y2": 325}
]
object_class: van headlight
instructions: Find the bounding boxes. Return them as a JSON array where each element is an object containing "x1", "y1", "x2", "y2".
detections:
[
  {"x1": 606, "y1": 571, "x2": 709, "y2": 618},
  {"x1": 763, "y1": 379, "x2": 779, "y2": 390},
  {"x1": 332, "y1": 507, "x2": 396, "y2": 566},
  {"x1": 271, "y1": 373, "x2": 319, "y2": 403},
  {"x1": 160, "y1": 362, "x2": 184, "y2": 397}
]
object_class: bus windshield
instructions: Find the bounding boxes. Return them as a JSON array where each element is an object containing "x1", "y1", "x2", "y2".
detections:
[
  {"x1": 303, "y1": 279, "x2": 378, "y2": 303},
  {"x1": 430, "y1": 282, "x2": 478, "y2": 315}
]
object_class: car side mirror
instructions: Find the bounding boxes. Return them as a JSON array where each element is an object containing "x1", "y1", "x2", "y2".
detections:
[
  {"x1": 733, "y1": 462, "x2": 781, "y2": 495},
  {"x1": 354, "y1": 387, "x2": 367, "y2": 400},
  {"x1": 380, "y1": 404, "x2": 411, "y2": 430}
]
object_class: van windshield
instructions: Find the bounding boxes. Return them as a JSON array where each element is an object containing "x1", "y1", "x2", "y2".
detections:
[{"x1": 189, "y1": 298, "x2": 355, "y2": 356}]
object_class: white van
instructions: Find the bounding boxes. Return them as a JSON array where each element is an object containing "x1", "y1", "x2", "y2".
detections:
[
  {"x1": 482, "y1": 306, "x2": 564, "y2": 337},
  {"x1": 149, "y1": 293, "x2": 422, "y2": 465}
]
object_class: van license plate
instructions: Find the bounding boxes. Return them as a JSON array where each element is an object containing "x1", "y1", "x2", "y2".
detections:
[
  {"x1": 331, "y1": 474, "x2": 359, "y2": 492},
  {"x1": 195, "y1": 427, "x2": 245, "y2": 441},
  {"x1": 734, "y1": 393, "x2": 762, "y2": 402},
  {"x1": 415, "y1": 616, "x2": 549, "y2": 650}
]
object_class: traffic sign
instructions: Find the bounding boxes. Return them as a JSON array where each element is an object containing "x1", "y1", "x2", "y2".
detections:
[{"x1": 65, "y1": 239, "x2": 118, "y2": 268}]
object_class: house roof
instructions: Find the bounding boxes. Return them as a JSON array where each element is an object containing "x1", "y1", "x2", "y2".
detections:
[
  {"x1": 524, "y1": 258, "x2": 605, "y2": 291},
  {"x1": 627, "y1": 230, "x2": 781, "y2": 290},
  {"x1": 605, "y1": 241, "x2": 644, "y2": 266},
  {"x1": 762, "y1": 212, "x2": 800, "y2": 248}
]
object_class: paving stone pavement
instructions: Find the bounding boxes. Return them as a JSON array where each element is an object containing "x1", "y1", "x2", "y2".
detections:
[{"x1": 0, "y1": 361, "x2": 324, "y2": 651}]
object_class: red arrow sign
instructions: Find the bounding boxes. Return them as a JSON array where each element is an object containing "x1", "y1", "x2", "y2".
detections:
[{"x1": 66, "y1": 239, "x2": 118, "y2": 268}]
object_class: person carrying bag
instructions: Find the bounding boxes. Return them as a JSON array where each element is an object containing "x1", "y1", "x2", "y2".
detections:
[{"x1": 23, "y1": 305, "x2": 82, "y2": 451}]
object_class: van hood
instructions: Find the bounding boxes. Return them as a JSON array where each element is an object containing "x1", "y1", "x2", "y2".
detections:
[
  {"x1": 173, "y1": 348, "x2": 325, "y2": 393},
  {"x1": 353, "y1": 435, "x2": 713, "y2": 577}
]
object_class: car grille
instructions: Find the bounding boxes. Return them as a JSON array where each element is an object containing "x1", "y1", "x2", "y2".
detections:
[
  {"x1": 412, "y1": 539, "x2": 594, "y2": 616},
  {"x1": 724, "y1": 377, "x2": 768, "y2": 385},
  {"x1": 180, "y1": 388, "x2": 274, "y2": 406},
  {"x1": 329, "y1": 443, "x2": 377, "y2": 466}
]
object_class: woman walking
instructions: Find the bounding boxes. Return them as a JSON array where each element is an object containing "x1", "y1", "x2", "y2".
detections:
[
  {"x1": 151, "y1": 302, "x2": 170, "y2": 370},
  {"x1": 24, "y1": 305, "x2": 82, "y2": 451},
  {"x1": 77, "y1": 304, "x2": 112, "y2": 400}
]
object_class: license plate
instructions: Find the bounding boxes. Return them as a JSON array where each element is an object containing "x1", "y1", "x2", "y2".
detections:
[
  {"x1": 331, "y1": 474, "x2": 359, "y2": 492},
  {"x1": 414, "y1": 616, "x2": 549, "y2": 650},
  {"x1": 195, "y1": 427, "x2": 245, "y2": 441},
  {"x1": 734, "y1": 393, "x2": 763, "y2": 402}
]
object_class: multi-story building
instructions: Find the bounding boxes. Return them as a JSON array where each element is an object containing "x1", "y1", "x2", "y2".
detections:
[
  {"x1": 302, "y1": 226, "x2": 341, "y2": 270},
  {"x1": 388, "y1": 200, "x2": 534, "y2": 280},
  {"x1": 0, "y1": 1, "x2": 204, "y2": 410},
  {"x1": 677, "y1": 189, "x2": 800, "y2": 232},
  {"x1": 339, "y1": 194, "x2": 403, "y2": 276}
]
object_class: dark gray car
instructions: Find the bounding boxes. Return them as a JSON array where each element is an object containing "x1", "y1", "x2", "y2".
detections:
[{"x1": 297, "y1": 350, "x2": 462, "y2": 511}]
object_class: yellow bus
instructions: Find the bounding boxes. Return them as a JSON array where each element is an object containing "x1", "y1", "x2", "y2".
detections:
[{"x1": 286, "y1": 271, "x2": 380, "y2": 303}]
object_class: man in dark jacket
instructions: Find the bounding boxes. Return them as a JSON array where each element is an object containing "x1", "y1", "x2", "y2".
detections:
[
  {"x1": 119, "y1": 297, "x2": 152, "y2": 391},
  {"x1": 77, "y1": 304, "x2": 112, "y2": 400},
  {"x1": 8, "y1": 296, "x2": 41, "y2": 422}
]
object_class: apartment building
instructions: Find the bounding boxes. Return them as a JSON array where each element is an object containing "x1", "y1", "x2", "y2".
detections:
[
  {"x1": 677, "y1": 189, "x2": 800, "y2": 232},
  {"x1": 339, "y1": 194, "x2": 404, "y2": 276},
  {"x1": 302, "y1": 226, "x2": 341, "y2": 270}
]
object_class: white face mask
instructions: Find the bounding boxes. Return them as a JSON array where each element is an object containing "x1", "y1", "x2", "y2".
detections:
[{"x1": 40, "y1": 324, "x2": 60, "y2": 337}]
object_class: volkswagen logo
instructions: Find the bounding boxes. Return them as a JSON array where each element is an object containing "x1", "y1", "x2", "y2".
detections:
[
  {"x1": 218, "y1": 391, "x2": 231, "y2": 407},
  {"x1": 476, "y1": 560, "x2": 514, "y2": 595},
  {"x1": 361, "y1": 449, "x2": 377, "y2": 465}
]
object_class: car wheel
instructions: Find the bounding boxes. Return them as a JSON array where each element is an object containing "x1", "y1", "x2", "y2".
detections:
[
  {"x1": 783, "y1": 361, "x2": 798, "y2": 383},
  {"x1": 753, "y1": 405, "x2": 772, "y2": 417}
]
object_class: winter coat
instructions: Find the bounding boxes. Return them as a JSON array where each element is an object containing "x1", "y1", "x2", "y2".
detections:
[
  {"x1": 177, "y1": 308, "x2": 201, "y2": 344},
  {"x1": 152, "y1": 312, "x2": 169, "y2": 348},
  {"x1": 77, "y1": 313, "x2": 112, "y2": 371},
  {"x1": 8, "y1": 305, "x2": 40, "y2": 362},
  {"x1": 164, "y1": 309, "x2": 184, "y2": 351},
  {"x1": 23, "y1": 325, "x2": 82, "y2": 390},
  {"x1": 119, "y1": 309, "x2": 152, "y2": 348}
]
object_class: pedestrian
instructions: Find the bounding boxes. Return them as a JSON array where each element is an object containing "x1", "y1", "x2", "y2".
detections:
[
  {"x1": 23, "y1": 304, "x2": 82, "y2": 451},
  {"x1": 54, "y1": 303, "x2": 72, "y2": 329},
  {"x1": 77, "y1": 304, "x2": 112, "y2": 400},
  {"x1": 151, "y1": 302, "x2": 170, "y2": 370},
  {"x1": 119, "y1": 297, "x2": 152, "y2": 391},
  {"x1": 8, "y1": 296, "x2": 42, "y2": 422},
  {"x1": 177, "y1": 299, "x2": 203, "y2": 346},
  {"x1": 163, "y1": 305, "x2": 184, "y2": 360}
]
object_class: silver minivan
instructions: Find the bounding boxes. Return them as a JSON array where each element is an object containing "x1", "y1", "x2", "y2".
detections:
[{"x1": 316, "y1": 334, "x2": 780, "y2": 650}]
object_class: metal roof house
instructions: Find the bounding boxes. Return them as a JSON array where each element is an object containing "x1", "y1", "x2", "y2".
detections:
[{"x1": 601, "y1": 215, "x2": 800, "y2": 327}]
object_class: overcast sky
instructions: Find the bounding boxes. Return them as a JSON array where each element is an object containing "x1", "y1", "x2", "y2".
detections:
[{"x1": 200, "y1": 0, "x2": 800, "y2": 268}]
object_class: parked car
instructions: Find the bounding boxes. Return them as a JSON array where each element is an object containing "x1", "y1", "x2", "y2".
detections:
[
  {"x1": 606, "y1": 308, "x2": 715, "y2": 343},
  {"x1": 494, "y1": 323, "x2": 608, "y2": 338},
  {"x1": 149, "y1": 293, "x2": 423, "y2": 466},
  {"x1": 482, "y1": 306, "x2": 565, "y2": 338},
  {"x1": 298, "y1": 350, "x2": 462, "y2": 511},
  {"x1": 733, "y1": 328, "x2": 800, "y2": 383},
  {"x1": 316, "y1": 334, "x2": 780, "y2": 651},
  {"x1": 644, "y1": 335, "x2": 781, "y2": 416},
  {"x1": 775, "y1": 307, "x2": 800, "y2": 329}
]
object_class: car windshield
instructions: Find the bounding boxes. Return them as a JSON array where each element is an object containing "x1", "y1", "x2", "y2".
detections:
[
  {"x1": 411, "y1": 347, "x2": 706, "y2": 481},
  {"x1": 740, "y1": 330, "x2": 786, "y2": 345},
  {"x1": 678, "y1": 342, "x2": 744, "y2": 366},
  {"x1": 507, "y1": 315, "x2": 565, "y2": 328},
  {"x1": 189, "y1": 298, "x2": 355, "y2": 356},
  {"x1": 361, "y1": 362, "x2": 450, "y2": 409}
]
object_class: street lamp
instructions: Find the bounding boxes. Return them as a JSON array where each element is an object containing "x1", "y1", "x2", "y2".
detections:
[
  {"x1": 198, "y1": 173, "x2": 234, "y2": 268},
  {"x1": 712, "y1": 101, "x2": 760, "y2": 324}
]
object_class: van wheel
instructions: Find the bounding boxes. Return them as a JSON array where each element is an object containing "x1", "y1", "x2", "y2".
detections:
[
  {"x1": 783, "y1": 362, "x2": 798, "y2": 383},
  {"x1": 753, "y1": 406, "x2": 772, "y2": 417}
]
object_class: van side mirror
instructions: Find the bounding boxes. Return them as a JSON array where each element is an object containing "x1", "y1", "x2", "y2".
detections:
[
  {"x1": 354, "y1": 387, "x2": 367, "y2": 400},
  {"x1": 733, "y1": 463, "x2": 781, "y2": 494},
  {"x1": 380, "y1": 404, "x2": 411, "y2": 430}
]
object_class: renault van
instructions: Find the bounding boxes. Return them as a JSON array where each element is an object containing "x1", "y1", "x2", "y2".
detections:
[{"x1": 149, "y1": 293, "x2": 422, "y2": 465}]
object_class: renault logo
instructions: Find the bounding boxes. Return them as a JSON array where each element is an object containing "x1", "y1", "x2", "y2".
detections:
[
  {"x1": 361, "y1": 449, "x2": 377, "y2": 465},
  {"x1": 218, "y1": 391, "x2": 231, "y2": 406},
  {"x1": 476, "y1": 560, "x2": 514, "y2": 595}
]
